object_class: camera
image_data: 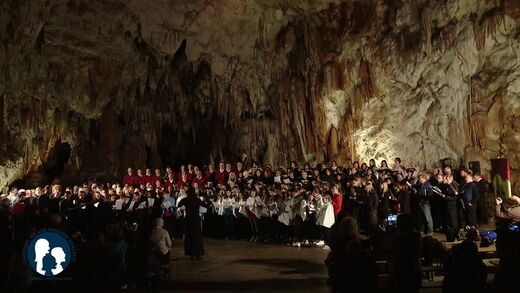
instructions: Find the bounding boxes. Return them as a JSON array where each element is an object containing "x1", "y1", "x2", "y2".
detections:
[
  {"x1": 386, "y1": 213, "x2": 398, "y2": 228},
  {"x1": 507, "y1": 223, "x2": 519, "y2": 232}
]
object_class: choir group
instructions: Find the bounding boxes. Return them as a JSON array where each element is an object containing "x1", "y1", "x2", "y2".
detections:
[
  {"x1": 4, "y1": 157, "x2": 493, "y2": 249},
  {"x1": 120, "y1": 158, "x2": 493, "y2": 245}
]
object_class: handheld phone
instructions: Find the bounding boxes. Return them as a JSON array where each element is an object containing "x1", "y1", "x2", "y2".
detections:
[
  {"x1": 387, "y1": 213, "x2": 398, "y2": 228},
  {"x1": 507, "y1": 223, "x2": 519, "y2": 232}
]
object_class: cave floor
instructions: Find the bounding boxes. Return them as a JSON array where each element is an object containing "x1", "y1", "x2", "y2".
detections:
[
  {"x1": 163, "y1": 237, "x2": 446, "y2": 292},
  {"x1": 166, "y1": 238, "x2": 329, "y2": 292}
]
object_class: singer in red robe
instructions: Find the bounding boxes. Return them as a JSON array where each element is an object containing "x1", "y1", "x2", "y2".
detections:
[
  {"x1": 331, "y1": 184, "x2": 343, "y2": 216},
  {"x1": 192, "y1": 171, "x2": 207, "y2": 188},
  {"x1": 177, "y1": 173, "x2": 189, "y2": 188},
  {"x1": 165, "y1": 174, "x2": 176, "y2": 189},
  {"x1": 134, "y1": 169, "x2": 146, "y2": 186},
  {"x1": 144, "y1": 169, "x2": 157, "y2": 186},
  {"x1": 215, "y1": 163, "x2": 228, "y2": 185},
  {"x1": 205, "y1": 164, "x2": 216, "y2": 184},
  {"x1": 123, "y1": 168, "x2": 135, "y2": 186},
  {"x1": 187, "y1": 164, "x2": 196, "y2": 182}
]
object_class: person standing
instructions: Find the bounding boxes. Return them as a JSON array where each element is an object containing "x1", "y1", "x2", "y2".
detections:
[
  {"x1": 214, "y1": 163, "x2": 228, "y2": 185},
  {"x1": 135, "y1": 169, "x2": 146, "y2": 187},
  {"x1": 349, "y1": 177, "x2": 365, "y2": 220},
  {"x1": 177, "y1": 188, "x2": 211, "y2": 260},
  {"x1": 461, "y1": 174, "x2": 479, "y2": 228},
  {"x1": 364, "y1": 182, "x2": 379, "y2": 234},
  {"x1": 440, "y1": 175, "x2": 460, "y2": 242},
  {"x1": 417, "y1": 174, "x2": 434, "y2": 235},
  {"x1": 316, "y1": 194, "x2": 335, "y2": 246},
  {"x1": 473, "y1": 172, "x2": 489, "y2": 225},
  {"x1": 144, "y1": 169, "x2": 155, "y2": 186},
  {"x1": 331, "y1": 184, "x2": 343, "y2": 219},
  {"x1": 123, "y1": 168, "x2": 135, "y2": 186},
  {"x1": 395, "y1": 182, "x2": 411, "y2": 215}
]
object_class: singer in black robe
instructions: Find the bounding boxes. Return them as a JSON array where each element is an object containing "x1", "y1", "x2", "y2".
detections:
[
  {"x1": 440, "y1": 178, "x2": 460, "y2": 242},
  {"x1": 177, "y1": 190, "x2": 210, "y2": 260}
]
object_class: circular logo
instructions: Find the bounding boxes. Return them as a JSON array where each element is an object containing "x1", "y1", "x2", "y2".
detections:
[{"x1": 26, "y1": 229, "x2": 74, "y2": 277}]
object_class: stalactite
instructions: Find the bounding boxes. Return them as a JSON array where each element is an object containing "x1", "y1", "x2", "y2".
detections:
[
  {"x1": 473, "y1": 15, "x2": 486, "y2": 51},
  {"x1": 420, "y1": 6, "x2": 433, "y2": 58},
  {"x1": 323, "y1": 54, "x2": 345, "y2": 91},
  {"x1": 483, "y1": 11, "x2": 506, "y2": 42},
  {"x1": 473, "y1": 9, "x2": 506, "y2": 51},
  {"x1": 327, "y1": 126, "x2": 339, "y2": 159},
  {"x1": 433, "y1": 22, "x2": 457, "y2": 53},
  {"x1": 358, "y1": 59, "x2": 376, "y2": 102},
  {"x1": 277, "y1": 78, "x2": 290, "y2": 139},
  {"x1": 468, "y1": 78, "x2": 483, "y2": 149},
  {"x1": 338, "y1": 107, "x2": 356, "y2": 162}
]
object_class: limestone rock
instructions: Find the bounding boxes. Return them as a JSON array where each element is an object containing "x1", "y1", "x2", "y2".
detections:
[{"x1": 0, "y1": 0, "x2": 518, "y2": 192}]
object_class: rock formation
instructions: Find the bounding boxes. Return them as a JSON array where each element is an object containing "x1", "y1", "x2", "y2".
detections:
[{"x1": 0, "y1": 0, "x2": 519, "y2": 191}]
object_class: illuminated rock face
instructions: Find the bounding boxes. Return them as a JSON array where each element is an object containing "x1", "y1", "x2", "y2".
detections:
[{"x1": 0, "y1": 0, "x2": 519, "y2": 191}]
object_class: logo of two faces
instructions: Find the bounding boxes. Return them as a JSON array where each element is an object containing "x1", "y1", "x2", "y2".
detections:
[{"x1": 27, "y1": 231, "x2": 73, "y2": 277}]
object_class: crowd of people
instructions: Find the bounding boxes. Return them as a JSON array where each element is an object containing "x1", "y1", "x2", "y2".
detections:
[
  {"x1": 115, "y1": 158, "x2": 495, "y2": 245},
  {"x1": 0, "y1": 157, "x2": 519, "y2": 292}
]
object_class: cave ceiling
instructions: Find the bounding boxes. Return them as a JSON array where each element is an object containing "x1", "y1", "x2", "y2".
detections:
[{"x1": 0, "y1": 0, "x2": 519, "y2": 190}]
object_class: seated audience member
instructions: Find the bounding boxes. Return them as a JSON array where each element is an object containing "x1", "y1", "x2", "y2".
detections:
[
  {"x1": 421, "y1": 235, "x2": 447, "y2": 266},
  {"x1": 342, "y1": 220, "x2": 378, "y2": 292},
  {"x1": 0, "y1": 197, "x2": 14, "y2": 289},
  {"x1": 495, "y1": 196, "x2": 520, "y2": 222},
  {"x1": 493, "y1": 198, "x2": 520, "y2": 293},
  {"x1": 388, "y1": 214, "x2": 422, "y2": 293},
  {"x1": 104, "y1": 224, "x2": 129, "y2": 290},
  {"x1": 326, "y1": 217, "x2": 378, "y2": 292},
  {"x1": 150, "y1": 218, "x2": 172, "y2": 264},
  {"x1": 443, "y1": 239, "x2": 487, "y2": 293}
]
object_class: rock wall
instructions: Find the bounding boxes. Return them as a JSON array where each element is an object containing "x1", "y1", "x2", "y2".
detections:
[{"x1": 0, "y1": 0, "x2": 519, "y2": 191}]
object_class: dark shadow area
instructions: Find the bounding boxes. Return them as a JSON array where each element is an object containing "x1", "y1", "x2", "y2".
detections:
[
  {"x1": 157, "y1": 121, "x2": 237, "y2": 168},
  {"x1": 145, "y1": 145, "x2": 153, "y2": 167},
  {"x1": 42, "y1": 141, "x2": 71, "y2": 182},
  {"x1": 165, "y1": 277, "x2": 327, "y2": 291}
]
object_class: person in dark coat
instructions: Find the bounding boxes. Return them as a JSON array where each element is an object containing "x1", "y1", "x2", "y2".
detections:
[
  {"x1": 395, "y1": 182, "x2": 411, "y2": 215},
  {"x1": 461, "y1": 174, "x2": 479, "y2": 228},
  {"x1": 363, "y1": 182, "x2": 379, "y2": 234},
  {"x1": 416, "y1": 174, "x2": 434, "y2": 235},
  {"x1": 439, "y1": 175, "x2": 461, "y2": 242},
  {"x1": 177, "y1": 188, "x2": 210, "y2": 260},
  {"x1": 473, "y1": 172, "x2": 489, "y2": 225}
]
